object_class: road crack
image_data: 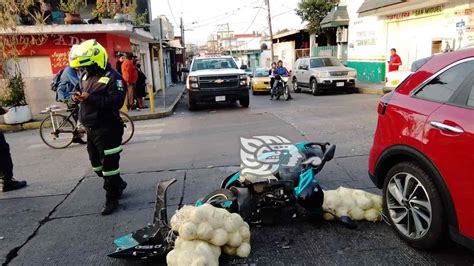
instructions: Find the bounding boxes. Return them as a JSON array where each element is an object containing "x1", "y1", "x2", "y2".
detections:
[{"x1": 2, "y1": 176, "x2": 87, "y2": 266}]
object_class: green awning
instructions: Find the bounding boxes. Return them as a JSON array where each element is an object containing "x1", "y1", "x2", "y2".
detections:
[
  {"x1": 357, "y1": 0, "x2": 404, "y2": 14},
  {"x1": 321, "y1": 6, "x2": 349, "y2": 29}
]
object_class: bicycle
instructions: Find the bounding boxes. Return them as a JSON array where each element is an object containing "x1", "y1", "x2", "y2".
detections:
[{"x1": 39, "y1": 105, "x2": 135, "y2": 149}]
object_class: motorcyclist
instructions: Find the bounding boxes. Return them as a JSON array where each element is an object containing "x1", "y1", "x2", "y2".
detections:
[
  {"x1": 269, "y1": 60, "x2": 293, "y2": 100},
  {"x1": 69, "y1": 39, "x2": 127, "y2": 215}
]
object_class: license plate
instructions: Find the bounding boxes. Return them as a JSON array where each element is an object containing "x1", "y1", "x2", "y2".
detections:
[
  {"x1": 215, "y1": 96, "x2": 226, "y2": 102},
  {"x1": 336, "y1": 82, "x2": 344, "y2": 87},
  {"x1": 391, "y1": 80, "x2": 399, "y2": 85}
]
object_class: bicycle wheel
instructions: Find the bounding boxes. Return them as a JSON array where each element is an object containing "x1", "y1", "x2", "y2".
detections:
[
  {"x1": 120, "y1": 111, "x2": 135, "y2": 145},
  {"x1": 40, "y1": 114, "x2": 75, "y2": 149}
]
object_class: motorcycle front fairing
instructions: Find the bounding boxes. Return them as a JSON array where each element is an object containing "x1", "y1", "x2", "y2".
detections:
[{"x1": 108, "y1": 179, "x2": 177, "y2": 260}]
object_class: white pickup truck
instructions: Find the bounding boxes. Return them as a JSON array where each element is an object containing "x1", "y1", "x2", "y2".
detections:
[{"x1": 186, "y1": 56, "x2": 249, "y2": 110}]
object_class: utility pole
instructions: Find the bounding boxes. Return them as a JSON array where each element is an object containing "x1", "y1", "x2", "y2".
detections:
[
  {"x1": 265, "y1": 0, "x2": 274, "y2": 62},
  {"x1": 180, "y1": 17, "x2": 185, "y2": 47},
  {"x1": 159, "y1": 17, "x2": 166, "y2": 107},
  {"x1": 227, "y1": 23, "x2": 233, "y2": 57}
]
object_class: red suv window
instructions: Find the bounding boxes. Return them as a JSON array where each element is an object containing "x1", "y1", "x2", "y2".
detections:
[{"x1": 413, "y1": 60, "x2": 474, "y2": 103}]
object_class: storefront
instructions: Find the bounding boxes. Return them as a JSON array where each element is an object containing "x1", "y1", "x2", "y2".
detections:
[
  {"x1": 354, "y1": 0, "x2": 474, "y2": 82},
  {"x1": 2, "y1": 24, "x2": 155, "y2": 79}
]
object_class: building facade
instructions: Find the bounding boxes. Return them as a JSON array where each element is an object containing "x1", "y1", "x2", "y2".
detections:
[{"x1": 347, "y1": 0, "x2": 474, "y2": 83}]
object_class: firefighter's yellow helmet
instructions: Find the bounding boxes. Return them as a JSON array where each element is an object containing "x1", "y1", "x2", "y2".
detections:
[{"x1": 69, "y1": 39, "x2": 108, "y2": 70}]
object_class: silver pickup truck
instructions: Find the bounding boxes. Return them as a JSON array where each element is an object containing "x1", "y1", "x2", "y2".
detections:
[
  {"x1": 186, "y1": 56, "x2": 249, "y2": 110},
  {"x1": 292, "y1": 57, "x2": 357, "y2": 95}
]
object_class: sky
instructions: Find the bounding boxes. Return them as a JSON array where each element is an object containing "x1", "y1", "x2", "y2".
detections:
[{"x1": 150, "y1": 0, "x2": 305, "y2": 45}]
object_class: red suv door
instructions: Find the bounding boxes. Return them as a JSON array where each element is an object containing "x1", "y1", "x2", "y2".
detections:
[{"x1": 413, "y1": 59, "x2": 474, "y2": 239}]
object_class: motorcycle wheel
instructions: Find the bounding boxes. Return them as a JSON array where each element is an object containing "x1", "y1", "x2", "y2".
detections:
[
  {"x1": 202, "y1": 189, "x2": 236, "y2": 212},
  {"x1": 283, "y1": 85, "x2": 290, "y2": 101}
]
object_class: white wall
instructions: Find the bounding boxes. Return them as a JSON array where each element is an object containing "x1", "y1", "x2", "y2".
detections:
[
  {"x1": 6, "y1": 56, "x2": 53, "y2": 78},
  {"x1": 273, "y1": 41, "x2": 296, "y2": 71}
]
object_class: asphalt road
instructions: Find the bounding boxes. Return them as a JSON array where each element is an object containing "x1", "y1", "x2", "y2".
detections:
[{"x1": 1, "y1": 89, "x2": 473, "y2": 265}]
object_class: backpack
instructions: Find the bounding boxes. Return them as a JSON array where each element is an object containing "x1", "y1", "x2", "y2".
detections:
[{"x1": 50, "y1": 69, "x2": 65, "y2": 92}]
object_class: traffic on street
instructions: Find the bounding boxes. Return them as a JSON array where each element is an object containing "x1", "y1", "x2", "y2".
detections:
[{"x1": 0, "y1": 0, "x2": 473, "y2": 265}]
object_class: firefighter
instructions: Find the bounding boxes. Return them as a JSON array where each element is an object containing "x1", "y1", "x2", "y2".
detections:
[{"x1": 69, "y1": 39, "x2": 127, "y2": 215}]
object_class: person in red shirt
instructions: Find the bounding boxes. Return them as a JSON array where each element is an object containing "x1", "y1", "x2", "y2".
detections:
[
  {"x1": 388, "y1": 48, "x2": 402, "y2": 72},
  {"x1": 121, "y1": 53, "x2": 138, "y2": 110}
]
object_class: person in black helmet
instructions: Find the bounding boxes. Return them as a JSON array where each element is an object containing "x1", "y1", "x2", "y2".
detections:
[{"x1": 70, "y1": 39, "x2": 127, "y2": 215}]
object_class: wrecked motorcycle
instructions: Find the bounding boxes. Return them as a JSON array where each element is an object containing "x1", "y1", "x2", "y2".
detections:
[
  {"x1": 108, "y1": 141, "x2": 355, "y2": 260},
  {"x1": 197, "y1": 142, "x2": 355, "y2": 226}
]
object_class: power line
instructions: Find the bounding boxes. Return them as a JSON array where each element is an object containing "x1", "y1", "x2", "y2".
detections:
[
  {"x1": 184, "y1": 1, "x2": 256, "y2": 27},
  {"x1": 243, "y1": 0, "x2": 264, "y2": 33},
  {"x1": 167, "y1": 0, "x2": 179, "y2": 26}
]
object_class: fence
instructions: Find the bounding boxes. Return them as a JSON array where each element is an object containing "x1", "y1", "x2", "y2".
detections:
[
  {"x1": 295, "y1": 48, "x2": 310, "y2": 60},
  {"x1": 312, "y1": 46, "x2": 337, "y2": 57}
]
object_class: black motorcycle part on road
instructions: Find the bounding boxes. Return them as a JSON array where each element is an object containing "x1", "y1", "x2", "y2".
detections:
[{"x1": 108, "y1": 178, "x2": 177, "y2": 260}]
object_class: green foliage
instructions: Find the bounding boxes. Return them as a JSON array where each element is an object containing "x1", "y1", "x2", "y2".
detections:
[
  {"x1": 0, "y1": 73, "x2": 27, "y2": 107},
  {"x1": 92, "y1": 1, "x2": 137, "y2": 20},
  {"x1": 59, "y1": 0, "x2": 84, "y2": 14},
  {"x1": 295, "y1": 0, "x2": 338, "y2": 33},
  {"x1": 134, "y1": 9, "x2": 148, "y2": 25}
]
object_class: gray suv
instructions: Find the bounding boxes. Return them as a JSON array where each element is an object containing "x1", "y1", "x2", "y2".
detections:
[{"x1": 292, "y1": 57, "x2": 357, "y2": 95}]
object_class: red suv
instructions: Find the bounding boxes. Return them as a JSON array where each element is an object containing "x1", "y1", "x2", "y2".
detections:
[{"x1": 369, "y1": 48, "x2": 474, "y2": 250}]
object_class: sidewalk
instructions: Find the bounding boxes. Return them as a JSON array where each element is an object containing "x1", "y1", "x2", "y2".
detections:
[
  {"x1": 0, "y1": 84, "x2": 185, "y2": 132},
  {"x1": 356, "y1": 81, "x2": 385, "y2": 95}
]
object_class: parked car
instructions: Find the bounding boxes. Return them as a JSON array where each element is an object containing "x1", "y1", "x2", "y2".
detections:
[
  {"x1": 369, "y1": 48, "x2": 474, "y2": 250},
  {"x1": 292, "y1": 57, "x2": 357, "y2": 95},
  {"x1": 250, "y1": 68, "x2": 271, "y2": 95},
  {"x1": 383, "y1": 56, "x2": 433, "y2": 93},
  {"x1": 186, "y1": 56, "x2": 249, "y2": 110}
]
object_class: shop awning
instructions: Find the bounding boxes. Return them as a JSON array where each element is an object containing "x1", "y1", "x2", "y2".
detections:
[
  {"x1": 358, "y1": 0, "x2": 404, "y2": 14},
  {"x1": 321, "y1": 6, "x2": 349, "y2": 29},
  {"x1": 0, "y1": 24, "x2": 156, "y2": 43},
  {"x1": 357, "y1": 0, "x2": 449, "y2": 16}
]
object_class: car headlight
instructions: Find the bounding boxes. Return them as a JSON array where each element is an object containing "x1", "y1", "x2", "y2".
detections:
[
  {"x1": 240, "y1": 80, "x2": 247, "y2": 86},
  {"x1": 316, "y1": 72, "x2": 330, "y2": 78},
  {"x1": 239, "y1": 74, "x2": 247, "y2": 80},
  {"x1": 348, "y1": 70, "x2": 357, "y2": 77},
  {"x1": 191, "y1": 83, "x2": 199, "y2": 88},
  {"x1": 189, "y1": 76, "x2": 198, "y2": 82}
]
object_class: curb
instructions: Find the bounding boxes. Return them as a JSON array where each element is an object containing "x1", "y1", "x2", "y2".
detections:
[
  {"x1": 357, "y1": 87, "x2": 385, "y2": 95},
  {"x1": 0, "y1": 90, "x2": 185, "y2": 133},
  {"x1": 129, "y1": 89, "x2": 184, "y2": 122}
]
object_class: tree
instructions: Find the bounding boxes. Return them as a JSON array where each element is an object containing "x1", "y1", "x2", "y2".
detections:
[{"x1": 295, "y1": 0, "x2": 338, "y2": 34}]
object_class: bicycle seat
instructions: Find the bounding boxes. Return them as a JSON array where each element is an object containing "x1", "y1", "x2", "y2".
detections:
[{"x1": 41, "y1": 105, "x2": 66, "y2": 113}]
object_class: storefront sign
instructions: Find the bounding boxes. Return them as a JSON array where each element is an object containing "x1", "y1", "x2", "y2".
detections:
[
  {"x1": 413, "y1": 5, "x2": 444, "y2": 17},
  {"x1": 386, "y1": 12, "x2": 410, "y2": 21},
  {"x1": 454, "y1": 8, "x2": 474, "y2": 16},
  {"x1": 53, "y1": 35, "x2": 87, "y2": 46},
  {"x1": 50, "y1": 51, "x2": 69, "y2": 73},
  {"x1": 386, "y1": 5, "x2": 444, "y2": 21}
]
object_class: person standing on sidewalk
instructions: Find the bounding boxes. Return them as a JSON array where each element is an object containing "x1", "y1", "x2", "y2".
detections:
[
  {"x1": 0, "y1": 108, "x2": 27, "y2": 192},
  {"x1": 121, "y1": 52, "x2": 138, "y2": 110},
  {"x1": 134, "y1": 61, "x2": 147, "y2": 109},
  {"x1": 69, "y1": 39, "x2": 127, "y2": 215},
  {"x1": 388, "y1": 48, "x2": 402, "y2": 72}
]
